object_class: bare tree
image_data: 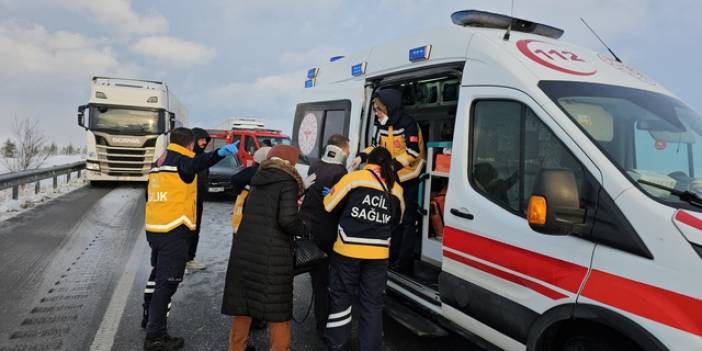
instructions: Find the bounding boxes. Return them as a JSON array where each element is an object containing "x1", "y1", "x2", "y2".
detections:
[{"x1": 1, "y1": 118, "x2": 49, "y2": 172}]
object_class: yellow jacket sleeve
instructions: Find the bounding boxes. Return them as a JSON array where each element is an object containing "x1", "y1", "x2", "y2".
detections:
[{"x1": 323, "y1": 173, "x2": 355, "y2": 213}]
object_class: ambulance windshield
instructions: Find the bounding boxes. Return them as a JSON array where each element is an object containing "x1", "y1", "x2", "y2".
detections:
[{"x1": 540, "y1": 81, "x2": 702, "y2": 209}]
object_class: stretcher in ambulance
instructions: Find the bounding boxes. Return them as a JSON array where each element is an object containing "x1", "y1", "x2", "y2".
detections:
[{"x1": 292, "y1": 10, "x2": 702, "y2": 351}]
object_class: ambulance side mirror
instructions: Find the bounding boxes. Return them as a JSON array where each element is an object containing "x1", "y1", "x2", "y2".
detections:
[
  {"x1": 77, "y1": 105, "x2": 87, "y2": 129},
  {"x1": 527, "y1": 169, "x2": 586, "y2": 236}
]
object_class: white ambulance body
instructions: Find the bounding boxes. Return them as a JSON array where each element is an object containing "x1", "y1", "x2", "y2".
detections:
[
  {"x1": 292, "y1": 10, "x2": 702, "y2": 351},
  {"x1": 78, "y1": 77, "x2": 187, "y2": 183}
]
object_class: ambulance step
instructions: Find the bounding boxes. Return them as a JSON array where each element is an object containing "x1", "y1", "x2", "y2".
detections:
[{"x1": 384, "y1": 296, "x2": 448, "y2": 337}]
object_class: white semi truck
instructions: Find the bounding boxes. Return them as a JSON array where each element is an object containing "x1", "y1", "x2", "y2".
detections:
[{"x1": 77, "y1": 77, "x2": 187, "y2": 183}]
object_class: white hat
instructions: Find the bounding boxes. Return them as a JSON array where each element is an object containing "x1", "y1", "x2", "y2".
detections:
[{"x1": 253, "y1": 146, "x2": 272, "y2": 164}]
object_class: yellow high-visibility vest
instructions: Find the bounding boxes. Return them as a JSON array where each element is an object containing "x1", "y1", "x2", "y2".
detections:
[
  {"x1": 231, "y1": 186, "x2": 249, "y2": 234},
  {"x1": 144, "y1": 144, "x2": 198, "y2": 233}
]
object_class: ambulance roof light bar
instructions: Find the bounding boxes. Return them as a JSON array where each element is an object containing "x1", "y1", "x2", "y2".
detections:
[{"x1": 451, "y1": 10, "x2": 564, "y2": 40}]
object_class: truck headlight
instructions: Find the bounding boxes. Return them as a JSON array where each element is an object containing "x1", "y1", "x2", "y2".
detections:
[{"x1": 86, "y1": 162, "x2": 100, "y2": 171}]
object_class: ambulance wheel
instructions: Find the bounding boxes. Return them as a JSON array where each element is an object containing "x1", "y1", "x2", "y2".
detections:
[
  {"x1": 560, "y1": 329, "x2": 638, "y2": 351},
  {"x1": 561, "y1": 335, "x2": 616, "y2": 351}
]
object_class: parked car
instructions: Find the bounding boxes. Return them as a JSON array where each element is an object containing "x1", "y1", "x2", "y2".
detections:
[{"x1": 206, "y1": 154, "x2": 242, "y2": 197}]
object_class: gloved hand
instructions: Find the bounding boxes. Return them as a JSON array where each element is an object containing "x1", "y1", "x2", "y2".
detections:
[
  {"x1": 349, "y1": 156, "x2": 363, "y2": 171},
  {"x1": 303, "y1": 173, "x2": 317, "y2": 190},
  {"x1": 217, "y1": 140, "x2": 240, "y2": 157},
  {"x1": 321, "y1": 186, "x2": 331, "y2": 196}
]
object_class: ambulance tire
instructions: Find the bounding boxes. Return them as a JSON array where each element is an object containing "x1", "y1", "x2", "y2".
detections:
[
  {"x1": 561, "y1": 335, "x2": 616, "y2": 351},
  {"x1": 560, "y1": 328, "x2": 637, "y2": 351}
]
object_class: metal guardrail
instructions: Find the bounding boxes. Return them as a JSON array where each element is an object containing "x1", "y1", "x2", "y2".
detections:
[{"x1": 0, "y1": 161, "x2": 86, "y2": 200}]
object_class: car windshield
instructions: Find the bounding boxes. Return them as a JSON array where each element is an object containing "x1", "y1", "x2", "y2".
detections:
[
  {"x1": 257, "y1": 136, "x2": 291, "y2": 147},
  {"x1": 90, "y1": 105, "x2": 163, "y2": 135},
  {"x1": 214, "y1": 155, "x2": 237, "y2": 169},
  {"x1": 540, "y1": 81, "x2": 702, "y2": 209}
]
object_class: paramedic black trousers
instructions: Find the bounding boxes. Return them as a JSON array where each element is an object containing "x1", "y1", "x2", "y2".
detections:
[
  {"x1": 142, "y1": 251, "x2": 174, "y2": 328},
  {"x1": 391, "y1": 178, "x2": 419, "y2": 271},
  {"x1": 310, "y1": 237, "x2": 334, "y2": 332},
  {"x1": 325, "y1": 253, "x2": 388, "y2": 351},
  {"x1": 188, "y1": 201, "x2": 204, "y2": 260},
  {"x1": 145, "y1": 228, "x2": 190, "y2": 337}
]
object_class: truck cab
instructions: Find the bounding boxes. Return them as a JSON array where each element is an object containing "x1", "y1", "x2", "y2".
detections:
[
  {"x1": 77, "y1": 77, "x2": 187, "y2": 183},
  {"x1": 292, "y1": 10, "x2": 702, "y2": 351}
]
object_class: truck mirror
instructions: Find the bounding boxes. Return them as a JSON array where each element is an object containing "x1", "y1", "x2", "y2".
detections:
[
  {"x1": 77, "y1": 105, "x2": 88, "y2": 128},
  {"x1": 169, "y1": 112, "x2": 176, "y2": 131},
  {"x1": 527, "y1": 169, "x2": 586, "y2": 235}
]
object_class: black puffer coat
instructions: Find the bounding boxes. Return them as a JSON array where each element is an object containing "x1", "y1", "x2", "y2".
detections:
[{"x1": 222, "y1": 158, "x2": 308, "y2": 321}]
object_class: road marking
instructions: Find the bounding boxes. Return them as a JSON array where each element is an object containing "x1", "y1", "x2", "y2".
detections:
[{"x1": 89, "y1": 228, "x2": 147, "y2": 351}]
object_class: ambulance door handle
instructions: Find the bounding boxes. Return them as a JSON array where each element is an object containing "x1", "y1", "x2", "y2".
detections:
[{"x1": 450, "y1": 208, "x2": 474, "y2": 220}]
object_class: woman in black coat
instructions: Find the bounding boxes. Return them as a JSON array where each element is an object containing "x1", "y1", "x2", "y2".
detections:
[{"x1": 223, "y1": 145, "x2": 307, "y2": 351}]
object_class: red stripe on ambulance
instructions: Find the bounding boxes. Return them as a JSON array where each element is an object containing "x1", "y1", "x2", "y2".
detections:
[
  {"x1": 675, "y1": 210, "x2": 702, "y2": 231},
  {"x1": 443, "y1": 226, "x2": 702, "y2": 337},
  {"x1": 443, "y1": 250, "x2": 568, "y2": 300}
]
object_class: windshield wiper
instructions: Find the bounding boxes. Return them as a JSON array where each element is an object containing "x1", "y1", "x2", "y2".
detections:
[{"x1": 637, "y1": 179, "x2": 702, "y2": 208}]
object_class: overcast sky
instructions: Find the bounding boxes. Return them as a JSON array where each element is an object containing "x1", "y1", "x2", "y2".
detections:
[{"x1": 1, "y1": 0, "x2": 700, "y2": 146}]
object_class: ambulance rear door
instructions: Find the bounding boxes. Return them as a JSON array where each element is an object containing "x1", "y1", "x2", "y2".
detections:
[{"x1": 292, "y1": 80, "x2": 366, "y2": 175}]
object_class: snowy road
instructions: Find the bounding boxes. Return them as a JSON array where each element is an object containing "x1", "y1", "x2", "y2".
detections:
[{"x1": 0, "y1": 185, "x2": 483, "y2": 351}]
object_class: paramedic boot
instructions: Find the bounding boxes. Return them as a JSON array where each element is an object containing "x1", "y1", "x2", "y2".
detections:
[
  {"x1": 186, "y1": 260, "x2": 206, "y2": 271},
  {"x1": 143, "y1": 334, "x2": 184, "y2": 351}
]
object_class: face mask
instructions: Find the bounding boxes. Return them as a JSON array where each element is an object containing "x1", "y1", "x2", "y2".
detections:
[{"x1": 377, "y1": 112, "x2": 389, "y2": 126}]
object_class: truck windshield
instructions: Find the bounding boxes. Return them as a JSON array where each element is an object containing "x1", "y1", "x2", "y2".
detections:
[
  {"x1": 90, "y1": 106, "x2": 163, "y2": 135},
  {"x1": 257, "y1": 136, "x2": 291, "y2": 147},
  {"x1": 540, "y1": 81, "x2": 702, "y2": 209}
]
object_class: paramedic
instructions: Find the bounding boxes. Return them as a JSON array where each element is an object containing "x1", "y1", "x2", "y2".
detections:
[
  {"x1": 143, "y1": 127, "x2": 238, "y2": 351},
  {"x1": 324, "y1": 147, "x2": 404, "y2": 351},
  {"x1": 300, "y1": 134, "x2": 350, "y2": 334},
  {"x1": 354, "y1": 89, "x2": 425, "y2": 273}
]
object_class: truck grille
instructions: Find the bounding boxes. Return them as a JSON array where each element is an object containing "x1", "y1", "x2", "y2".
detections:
[{"x1": 96, "y1": 145, "x2": 155, "y2": 176}]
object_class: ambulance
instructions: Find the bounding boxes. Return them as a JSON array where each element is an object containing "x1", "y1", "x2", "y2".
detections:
[{"x1": 291, "y1": 10, "x2": 702, "y2": 351}]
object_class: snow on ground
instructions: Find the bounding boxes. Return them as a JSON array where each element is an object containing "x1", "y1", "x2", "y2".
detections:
[{"x1": 0, "y1": 155, "x2": 87, "y2": 222}]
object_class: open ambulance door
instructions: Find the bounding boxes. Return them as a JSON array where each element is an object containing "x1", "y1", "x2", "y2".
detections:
[{"x1": 292, "y1": 80, "x2": 367, "y2": 176}]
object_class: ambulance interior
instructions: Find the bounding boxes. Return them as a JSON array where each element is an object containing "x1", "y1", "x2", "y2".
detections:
[{"x1": 370, "y1": 68, "x2": 462, "y2": 287}]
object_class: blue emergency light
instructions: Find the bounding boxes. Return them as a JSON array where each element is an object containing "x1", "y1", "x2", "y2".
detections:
[
  {"x1": 307, "y1": 68, "x2": 319, "y2": 79},
  {"x1": 305, "y1": 79, "x2": 315, "y2": 88},
  {"x1": 409, "y1": 45, "x2": 432, "y2": 62},
  {"x1": 351, "y1": 63, "x2": 366, "y2": 77}
]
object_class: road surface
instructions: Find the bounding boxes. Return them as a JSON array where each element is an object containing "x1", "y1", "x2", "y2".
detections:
[{"x1": 0, "y1": 185, "x2": 483, "y2": 351}]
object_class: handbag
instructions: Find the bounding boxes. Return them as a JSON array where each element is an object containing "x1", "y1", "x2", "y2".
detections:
[{"x1": 293, "y1": 237, "x2": 327, "y2": 275}]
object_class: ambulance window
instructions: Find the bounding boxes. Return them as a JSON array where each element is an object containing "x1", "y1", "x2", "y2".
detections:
[
  {"x1": 293, "y1": 100, "x2": 351, "y2": 164},
  {"x1": 471, "y1": 100, "x2": 585, "y2": 215},
  {"x1": 323, "y1": 110, "x2": 346, "y2": 142},
  {"x1": 471, "y1": 101, "x2": 522, "y2": 211}
]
